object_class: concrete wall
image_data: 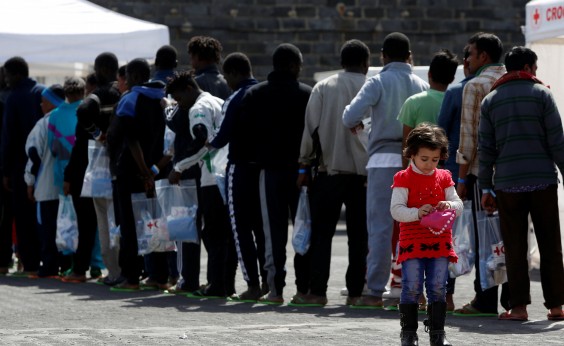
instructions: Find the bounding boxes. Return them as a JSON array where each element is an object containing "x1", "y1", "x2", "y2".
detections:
[{"x1": 89, "y1": 0, "x2": 528, "y2": 85}]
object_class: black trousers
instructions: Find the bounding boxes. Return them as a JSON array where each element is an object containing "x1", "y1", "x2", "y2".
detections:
[
  {"x1": 497, "y1": 185, "x2": 564, "y2": 309},
  {"x1": 467, "y1": 174, "x2": 510, "y2": 313},
  {"x1": 11, "y1": 175, "x2": 40, "y2": 271},
  {"x1": 115, "y1": 176, "x2": 144, "y2": 285},
  {"x1": 70, "y1": 195, "x2": 98, "y2": 275},
  {"x1": 37, "y1": 200, "x2": 60, "y2": 275},
  {"x1": 305, "y1": 174, "x2": 368, "y2": 297},
  {"x1": 199, "y1": 184, "x2": 238, "y2": 295},
  {"x1": 227, "y1": 163, "x2": 267, "y2": 287}
]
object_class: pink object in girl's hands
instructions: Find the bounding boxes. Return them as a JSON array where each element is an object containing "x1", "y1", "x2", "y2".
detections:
[{"x1": 420, "y1": 208, "x2": 457, "y2": 235}]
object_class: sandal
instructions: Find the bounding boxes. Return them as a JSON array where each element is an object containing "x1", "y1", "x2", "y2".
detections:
[
  {"x1": 547, "y1": 311, "x2": 564, "y2": 321},
  {"x1": 452, "y1": 303, "x2": 498, "y2": 317},
  {"x1": 499, "y1": 311, "x2": 528, "y2": 321}
]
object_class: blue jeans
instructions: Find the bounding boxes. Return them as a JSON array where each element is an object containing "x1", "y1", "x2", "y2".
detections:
[
  {"x1": 400, "y1": 257, "x2": 449, "y2": 305},
  {"x1": 366, "y1": 167, "x2": 400, "y2": 297}
]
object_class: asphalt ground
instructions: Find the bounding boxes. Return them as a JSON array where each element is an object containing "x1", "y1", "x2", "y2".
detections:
[{"x1": 1, "y1": 228, "x2": 563, "y2": 346}]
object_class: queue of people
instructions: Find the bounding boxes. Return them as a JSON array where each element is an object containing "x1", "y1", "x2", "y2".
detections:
[{"x1": 1, "y1": 31, "x2": 564, "y2": 346}]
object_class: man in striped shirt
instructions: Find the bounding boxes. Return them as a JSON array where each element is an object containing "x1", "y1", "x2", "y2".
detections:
[{"x1": 454, "y1": 32, "x2": 510, "y2": 317}]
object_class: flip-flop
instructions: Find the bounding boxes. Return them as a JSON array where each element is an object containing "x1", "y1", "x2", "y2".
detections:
[
  {"x1": 452, "y1": 303, "x2": 498, "y2": 317},
  {"x1": 547, "y1": 311, "x2": 564, "y2": 321},
  {"x1": 498, "y1": 311, "x2": 528, "y2": 321}
]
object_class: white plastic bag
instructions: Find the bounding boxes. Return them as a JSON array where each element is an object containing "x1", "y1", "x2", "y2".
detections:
[
  {"x1": 81, "y1": 140, "x2": 112, "y2": 198},
  {"x1": 131, "y1": 193, "x2": 170, "y2": 255},
  {"x1": 155, "y1": 180, "x2": 199, "y2": 243},
  {"x1": 477, "y1": 211, "x2": 507, "y2": 290},
  {"x1": 292, "y1": 187, "x2": 312, "y2": 256},
  {"x1": 448, "y1": 200, "x2": 475, "y2": 278},
  {"x1": 56, "y1": 194, "x2": 79, "y2": 254}
]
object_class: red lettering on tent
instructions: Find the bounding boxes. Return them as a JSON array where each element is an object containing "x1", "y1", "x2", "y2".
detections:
[{"x1": 547, "y1": 6, "x2": 564, "y2": 21}]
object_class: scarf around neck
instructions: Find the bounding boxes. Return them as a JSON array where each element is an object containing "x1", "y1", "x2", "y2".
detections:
[{"x1": 490, "y1": 70, "x2": 545, "y2": 91}]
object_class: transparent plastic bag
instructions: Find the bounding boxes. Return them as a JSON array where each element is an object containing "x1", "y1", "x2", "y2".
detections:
[
  {"x1": 292, "y1": 187, "x2": 312, "y2": 255},
  {"x1": 56, "y1": 194, "x2": 79, "y2": 254},
  {"x1": 131, "y1": 193, "x2": 170, "y2": 255},
  {"x1": 477, "y1": 211, "x2": 507, "y2": 290},
  {"x1": 155, "y1": 180, "x2": 199, "y2": 243},
  {"x1": 81, "y1": 140, "x2": 112, "y2": 198},
  {"x1": 448, "y1": 200, "x2": 475, "y2": 278},
  {"x1": 107, "y1": 200, "x2": 120, "y2": 250},
  {"x1": 211, "y1": 147, "x2": 228, "y2": 204}
]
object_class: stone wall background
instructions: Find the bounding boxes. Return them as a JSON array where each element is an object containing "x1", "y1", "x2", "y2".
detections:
[{"x1": 90, "y1": 0, "x2": 528, "y2": 85}]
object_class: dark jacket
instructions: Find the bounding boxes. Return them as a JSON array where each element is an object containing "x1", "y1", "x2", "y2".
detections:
[
  {"x1": 242, "y1": 71, "x2": 312, "y2": 169},
  {"x1": 195, "y1": 64, "x2": 232, "y2": 101},
  {"x1": 0, "y1": 78, "x2": 45, "y2": 178},
  {"x1": 108, "y1": 81, "x2": 166, "y2": 179},
  {"x1": 210, "y1": 78, "x2": 258, "y2": 164}
]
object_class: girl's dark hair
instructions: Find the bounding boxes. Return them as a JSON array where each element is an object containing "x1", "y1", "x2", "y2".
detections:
[{"x1": 403, "y1": 123, "x2": 449, "y2": 160}]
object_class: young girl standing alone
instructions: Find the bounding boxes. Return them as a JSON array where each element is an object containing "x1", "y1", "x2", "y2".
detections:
[{"x1": 390, "y1": 123, "x2": 462, "y2": 346}]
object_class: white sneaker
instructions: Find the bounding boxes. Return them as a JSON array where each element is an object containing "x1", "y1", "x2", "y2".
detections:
[{"x1": 382, "y1": 287, "x2": 401, "y2": 299}]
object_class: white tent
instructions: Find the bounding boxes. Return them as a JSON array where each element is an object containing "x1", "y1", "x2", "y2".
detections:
[
  {"x1": 0, "y1": 0, "x2": 169, "y2": 80},
  {"x1": 525, "y1": 0, "x2": 564, "y2": 268},
  {"x1": 525, "y1": 0, "x2": 564, "y2": 111}
]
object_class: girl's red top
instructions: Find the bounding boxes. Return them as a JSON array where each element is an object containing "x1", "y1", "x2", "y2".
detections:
[{"x1": 392, "y1": 166, "x2": 458, "y2": 264}]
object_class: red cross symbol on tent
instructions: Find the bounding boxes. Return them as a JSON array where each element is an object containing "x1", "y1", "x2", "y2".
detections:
[{"x1": 534, "y1": 8, "x2": 540, "y2": 25}]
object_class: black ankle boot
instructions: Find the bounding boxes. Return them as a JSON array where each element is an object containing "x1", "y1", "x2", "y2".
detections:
[
  {"x1": 424, "y1": 302, "x2": 452, "y2": 346},
  {"x1": 399, "y1": 303, "x2": 419, "y2": 346}
]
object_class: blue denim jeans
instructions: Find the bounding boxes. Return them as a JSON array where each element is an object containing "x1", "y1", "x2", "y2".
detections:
[{"x1": 400, "y1": 257, "x2": 449, "y2": 305}]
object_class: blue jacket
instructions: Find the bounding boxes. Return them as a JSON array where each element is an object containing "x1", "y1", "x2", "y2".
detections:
[{"x1": 437, "y1": 75, "x2": 474, "y2": 182}]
